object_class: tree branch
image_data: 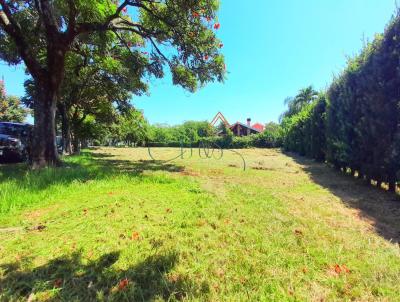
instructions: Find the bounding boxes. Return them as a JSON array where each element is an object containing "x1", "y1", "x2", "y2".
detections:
[
  {"x1": 148, "y1": 37, "x2": 170, "y2": 65},
  {"x1": 65, "y1": 0, "x2": 77, "y2": 42},
  {"x1": 0, "y1": 1, "x2": 44, "y2": 79},
  {"x1": 39, "y1": 0, "x2": 60, "y2": 38}
]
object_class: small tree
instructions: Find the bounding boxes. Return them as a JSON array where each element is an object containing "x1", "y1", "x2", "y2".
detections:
[
  {"x1": 280, "y1": 86, "x2": 318, "y2": 120},
  {"x1": 0, "y1": 81, "x2": 29, "y2": 122},
  {"x1": 119, "y1": 109, "x2": 149, "y2": 146}
]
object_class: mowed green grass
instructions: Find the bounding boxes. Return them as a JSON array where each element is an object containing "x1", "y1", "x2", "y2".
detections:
[{"x1": 0, "y1": 148, "x2": 399, "y2": 301}]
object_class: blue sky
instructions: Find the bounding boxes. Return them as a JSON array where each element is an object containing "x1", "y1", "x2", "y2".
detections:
[{"x1": 0, "y1": 0, "x2": 397, "y2": 125}]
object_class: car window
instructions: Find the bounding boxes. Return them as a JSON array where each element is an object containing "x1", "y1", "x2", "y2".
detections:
[{"x1": 0, "y1": 124, "x2": 27, "y2": 137}]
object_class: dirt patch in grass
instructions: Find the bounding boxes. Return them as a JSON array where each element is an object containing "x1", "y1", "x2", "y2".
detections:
[
  {"x1": 251, "y1": 166, "x2": 276, "y2": 171},
  {"x1": 24, "y1": 205, "x2": 58, "y2": 221},
  {"x1": 0, "y1": 227, "x2": 24, "y2": 233},
  {"x1": 208, "y1": 169, "x2": 224, "y2": 176},
  {"x1": 180, "y1": 169, "x2": 200, "y2": 177}
]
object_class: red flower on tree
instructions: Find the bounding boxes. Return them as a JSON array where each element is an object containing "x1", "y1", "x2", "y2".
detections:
[{"x1": 214, "y1": 23, "x2": 220, "y2": 30}]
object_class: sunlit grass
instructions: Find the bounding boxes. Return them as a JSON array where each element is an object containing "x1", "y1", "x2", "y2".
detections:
[{"x1": 0, "y1": 148, "x2": 399, "y2": 301}]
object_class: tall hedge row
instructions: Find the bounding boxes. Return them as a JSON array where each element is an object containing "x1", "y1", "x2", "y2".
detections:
[
  {"x1": 281, "y1": 94, "x2": 327, "y2": 161},
  {"x1": 282, "y1": 13, "x2": 400, "y2": 191}
]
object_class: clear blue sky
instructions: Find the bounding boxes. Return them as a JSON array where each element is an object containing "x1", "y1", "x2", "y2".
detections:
[{"x1": 0, "y1": 0, "x2": 397, "y2": 125}]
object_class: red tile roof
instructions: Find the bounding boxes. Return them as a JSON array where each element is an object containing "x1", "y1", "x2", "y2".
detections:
[{"x1": 252, "y1": 123, "x2": 265, "y2": 132}]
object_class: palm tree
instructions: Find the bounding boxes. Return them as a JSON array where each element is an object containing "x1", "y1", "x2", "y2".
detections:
[{"x1": 281, "y1": 86, "x2": 318, "y2": 120}]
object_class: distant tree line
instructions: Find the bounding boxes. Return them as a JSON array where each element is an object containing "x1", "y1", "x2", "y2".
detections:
[
  {"x1": 145, "y1": 121, "x2": 281, "y2": 149},
  {"x1": 279, "y1": 12, "x2": 400, "y2": 192}
]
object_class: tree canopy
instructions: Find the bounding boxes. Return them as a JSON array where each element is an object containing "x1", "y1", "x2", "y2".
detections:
[{"x1": 280, "y1": 86, "x2": 318, "y2": 120}]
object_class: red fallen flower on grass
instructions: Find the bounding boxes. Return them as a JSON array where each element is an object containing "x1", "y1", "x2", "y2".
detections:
[
  {"x1": 329, "y1": 264, "x2": 351, "y2": 276},
  {"x1": 294, "y1": 229, "x2": 303, "y2": 236},
  {"x1": 204, "y1": 55, "x2": 209, "y2": 60},
  {"x1": 131, "y1": 231, "x2": 140, "y2": 240},
  {"x1": 118, "y1": 278, "x2": 129, "y2": 290},
  {"x1": 341, "y1": 264, "x2": 350, "y2": 273},
  {"x1": 214, "y1": 23, "x2": 220, "y2": 30},
  {"x1": 334, "y1": 264, "x2": 342, "y2": 274},
  {"x1": 127, "y1": 42, "x2": 132, "y2": 47},
  {"x1": 192, "y1": 11, "x2": 200, "y2": 18},
  {"x1": 54, "y1": 278, "x2": 63, "y2": 288}
]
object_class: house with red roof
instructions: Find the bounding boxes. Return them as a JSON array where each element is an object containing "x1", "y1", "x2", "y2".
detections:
[
  {"x1": 251, "y1": 123, "x2": 265, "y2": 132},
  {"x1": 211, "y1": 113, "x2": 265, "y2": 137}
]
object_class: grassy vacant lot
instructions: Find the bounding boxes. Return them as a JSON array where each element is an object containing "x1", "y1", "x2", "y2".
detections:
[{"x1": 0, "y1": 147, "x2": 400, "y2": 301}]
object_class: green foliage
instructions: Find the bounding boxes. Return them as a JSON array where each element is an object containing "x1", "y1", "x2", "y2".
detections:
[
  {"x1": 0, "y1": 82, "x2": 29, "y2": 123},
  {"x1": 279, "y1": 12, "x2": 400, "y2": 190},
  {"x1": 147, "y1": 119, "x2": 282, "y2": 149},
  {"x1": 148, "y1": 121, "x2": 215, "y2": 147},
  {"x1": 74, "y1": 115, "x2": 110, "y2": 142},
  {"x1": 119, "y1": 109, "x2": 149, "y2": 146},
  {"x1": 281, "y1": 93, "x2": 327, "y2": 161},
  {"x1": 146, "y1": 119, "x2": 283, "y2": 149},
  {"x1": 0, "y1": 0, "x2": 225, "y2": 90},
  {"x1": 255, "y1": 122, "x2": 283, "y2": 148},
  {"x1": 325, "y1": 14, "x2": 400, "y2": 189},
  {"x1": 280, "y1": 86, "x2": 318, "y2": 120}
]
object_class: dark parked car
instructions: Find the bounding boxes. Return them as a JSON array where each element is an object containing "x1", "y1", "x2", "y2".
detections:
[{"x1": 0, "y1": 122, "x2": 33, "y2": 162}]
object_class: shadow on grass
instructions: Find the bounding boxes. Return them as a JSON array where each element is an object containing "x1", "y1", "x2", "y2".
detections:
[
  {"x1": 0, "y1": 151, "x2": 184, "y2": 192},
  {"x1": 90, "y1": 151, "x2": 184, "y2": 174},
  {"x1": 288, "y1": 153, "x2": 400, "y2": 244},
  {"x1": 0, "y1": 250, "x2": 208, "y2": 301}
]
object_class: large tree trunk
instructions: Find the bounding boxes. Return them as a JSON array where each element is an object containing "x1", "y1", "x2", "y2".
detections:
[
  {"x1": 388, "y1": 172, "x2": 397, "y2": 193},
  {"x1": 59, "y1": 104, "x2": 73, "y2": 154},
  {"x1": 30, "y1": 38, "x2": 67, "y2": 168},
  {"x1": 72, "y1": 137, "x2": 81, "y2": 154},
  {"x1": 31, "y1": 86, "x2": 60, "y2": 169}
]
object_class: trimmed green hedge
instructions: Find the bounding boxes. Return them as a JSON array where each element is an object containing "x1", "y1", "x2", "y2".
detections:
[{"x1": 280, "y1": 13, "x2": 400, "y2": 191}]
